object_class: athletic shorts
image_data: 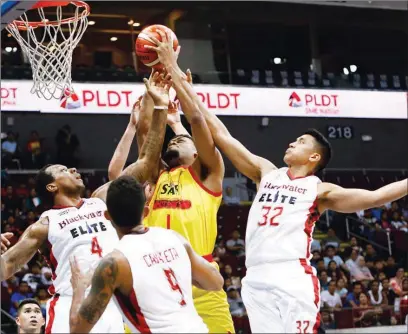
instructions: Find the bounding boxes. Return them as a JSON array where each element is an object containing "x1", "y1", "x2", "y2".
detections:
[
  {"x1": 241, "y1": 259, "x2": 321, "y2": 333},
  {"x1": 45, "y1": 294, "x2": 124, "y2": 334}
]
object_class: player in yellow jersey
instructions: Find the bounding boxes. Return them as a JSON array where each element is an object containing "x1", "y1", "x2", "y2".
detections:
[{"x1": 107, "y1": 42, "x2": 234, "y2": 334}]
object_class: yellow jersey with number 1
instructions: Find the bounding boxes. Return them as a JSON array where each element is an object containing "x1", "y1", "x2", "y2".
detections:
[{"x1": 144, "y1": 166, "x2": 235, "y2": 333}]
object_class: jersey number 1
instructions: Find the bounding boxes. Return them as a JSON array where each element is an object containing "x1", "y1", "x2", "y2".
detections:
[
  {"x1": 164, "y1": 268, "x2": 186, "y2": 306},
  {"x1": 91, "y1": 237, "x2": 103, "y2": 258}
]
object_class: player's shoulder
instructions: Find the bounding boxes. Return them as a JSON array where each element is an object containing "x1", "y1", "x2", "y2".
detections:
[{"x1": 82, "y1": 197, "x2": 106, "y2": 207}]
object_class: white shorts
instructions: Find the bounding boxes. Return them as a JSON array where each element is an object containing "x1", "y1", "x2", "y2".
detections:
[
  {"x1": 45, "y1": 294, "x2": 124, "y2": 334},
  {"x1": 241, "y1": 259, "x2": 321, "y2": 333}
]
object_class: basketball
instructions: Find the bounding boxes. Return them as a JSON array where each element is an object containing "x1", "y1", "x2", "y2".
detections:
[{"x1": 135, "y1": 24, "x2": 179, "y2": 69}]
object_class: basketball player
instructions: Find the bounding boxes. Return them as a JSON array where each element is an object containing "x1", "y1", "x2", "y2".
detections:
[
  {"x1": 148, "y1": 30, "x2": 408, "y2": 333},
  {"x1": 69, "y1": 175, "x2": 224, "y2": 333},
  {"x1": 108, "y1": 46, "x2": 234, "y2": 334},
  {"x1": 16, "y1": 298, "x2": 45, "y2": 334},
  {"x1": 0, "y1": 76, "x2": 171, "y2": 333}
]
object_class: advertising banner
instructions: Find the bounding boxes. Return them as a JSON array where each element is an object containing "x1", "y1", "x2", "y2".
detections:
[{"x1": 1, "y1": 80, "x2": 407, "y2": 119}]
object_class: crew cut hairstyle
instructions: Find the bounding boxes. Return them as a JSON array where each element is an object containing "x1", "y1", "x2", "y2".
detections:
[
  {"x1": 17, "y1": 298, "x2": 42, "y2": 315},
  {"x1": 170, "y1": 134, "x2": 194, "y2": 142},
  {"x1": 106, "y1": 175, "x2": 146, "y2": 228},
  {"x1": 304, "y1": 129, "x2": 332, "y2": 172},
  {"x1": 35, "y1": 164, "x2": 55, "y2": 205}
]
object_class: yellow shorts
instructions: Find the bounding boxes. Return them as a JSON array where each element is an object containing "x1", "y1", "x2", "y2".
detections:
[{"x1": 193, "y1": 262, "x2": 235, "y2": 333}]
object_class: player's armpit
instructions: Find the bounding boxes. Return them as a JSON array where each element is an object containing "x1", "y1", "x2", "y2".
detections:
[
  {"x1": 0, "y1": 217, "x2": 48, "y2": 281},
  {"x1": 318, "y1": 179, "x2": 408, "y2": 214},
  {"x1": 70, "y1": 251, "x2": 125, "y2": 333}
]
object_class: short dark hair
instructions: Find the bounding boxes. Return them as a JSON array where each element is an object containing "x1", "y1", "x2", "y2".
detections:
[
  {"x1": 35, "y1": 164, "x2": 54, "y2": 205},
  {"x1": 170, "y1": 134, "x2": 193, "y2": 142},
  {"x1": 304, "y1": 129, "x2": 332, "y2": 172},
  {"x1": 106, "y1": 176, "x2": 146, "y2": 228},
  {"x1": 17, "y1": 298, "x2": 41, "y2": 315}
]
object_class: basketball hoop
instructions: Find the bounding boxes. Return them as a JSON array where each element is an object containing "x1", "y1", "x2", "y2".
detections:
[{"x1": 6, "y1": 1, "x2": 90, "y2": 100}]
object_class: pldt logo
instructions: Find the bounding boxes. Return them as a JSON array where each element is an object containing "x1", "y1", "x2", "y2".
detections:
[
  {"x1": 60, "y1": 89, "x2": 81, "y2": 109},
  {"x1": 288, "y1": 92, "x2": 303, "y2": 108}
]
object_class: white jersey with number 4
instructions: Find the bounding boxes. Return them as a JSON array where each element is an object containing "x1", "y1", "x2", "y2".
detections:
[
  {"x1": 245, "y1": 167, "x2": 321, "y2": 269},
  {"x1": 113, "y1": 227, "x2": 208, "y2": 333},
  {"x1": 41, "y1": 198, "x2": 120, "y2": 296}
]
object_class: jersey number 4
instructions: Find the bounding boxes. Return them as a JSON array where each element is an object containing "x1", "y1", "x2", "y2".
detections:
[
  {"x1": 164, "y1": 268, "x2": 186, "y2": 306},
  {"x1": 91, "y1": 237, "x2": 103, "y2": 258},
  {"x1": 258, "y1": 205, "x2": 284, "y2": 226}
]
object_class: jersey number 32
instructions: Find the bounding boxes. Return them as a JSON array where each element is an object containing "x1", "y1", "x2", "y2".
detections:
[{"x1": 258, "y1": 205, "x2": 284, "y2": 226}]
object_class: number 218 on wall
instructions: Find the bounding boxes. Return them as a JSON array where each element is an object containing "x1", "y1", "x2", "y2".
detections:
[{"x1": 326, "y1": 126, "x2": 353, "y2": 139}]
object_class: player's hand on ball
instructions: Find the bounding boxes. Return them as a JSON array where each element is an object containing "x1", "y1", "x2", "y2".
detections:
[
  {"x1": 70, "y1": 256, "x2": 93, "y2": 291},
  {"x1": 143, "y1": 72, "x2": 172, "y2": 107},
  {"x1": 144, "y1": 30, "x2": 179, "y2": 69},
  {"x1": 1, "y1": 232, "x2": 13, "y2": 254}
]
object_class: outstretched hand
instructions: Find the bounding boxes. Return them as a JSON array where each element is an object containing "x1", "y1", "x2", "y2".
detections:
[
  {"x1": 1, "y1": 232, "x2": 13, "y2": 254},
  {"x1": 143, "y1": 72, "x2": 172, "y2": 107},
  {"x1": 167, "y1": 100, "x2": 181, "y2": 126},
  {"x1": 144, "y1": 29, "x2": 181, "y2": 70}
]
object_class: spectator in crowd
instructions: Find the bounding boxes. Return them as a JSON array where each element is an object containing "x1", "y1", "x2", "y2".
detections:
[
  {"x1": 384, "y1": 256, "x2": 398, "y2": 278},
  {"x1": 321, "y1": 281, "x2": 342, "y2": 311},
  {"x1": 319, "y1": 270, "x2": 331, "y2": 291},
  {"x1": 316, "y1": 259, "x2": 326, "y2": 274},
  {"x1": 346, "y1": 249, "x2": 363, "y2": 272},
  {"x1": 311, "y1": 250, "x2": 321, "y2": 269},
  {"x1": 40, "y1": 265, "x2": 53, "y2": 287},
  {"x1": 15, "y1": 298, "x2": 45, "y2": 334},
  {"x1": 345, "y1": 282, "x2": 363, "y2": 308},
  {"x1": 10, "y1": 281, "x2": 33, "y2": 317},
  {"x1": 227, "y1": 286, "x2": 246, "y2": 317},
  {"x1": 353, "y1": 293, "x2": 383, "y2": 327},
  {"x1": 22, "y1": 264, "x2": 42, "y2": 293},
  {"x1": 368, "y1": 280, "x2": 386, "y2": 306},
  {"x1": 390, "y1": 211, "x2": 408, "y2": 232},
  {"x1": 23, "y1": 189, "x2": 41, "y2": 212},
  {"x1": 390, "y1": 268, "x2": 408, "y2": 298},
  {"x1": 226, "y1": 230, "x2": 245, "y2": 258},
  {"x1": 1, "y1": 131, "x2": 19, "y2": 168},
  {"x1": 380, "y1": 278, "x2": 394, "y2": 307},
  {"x1": 378, "y1": 211, "x2": 391, "y2": 230},
  {"x1": 214, "y1": 239, "x2": 227, "y2": 260},
  {"x1": 324, "y1": 245, "x2": 349, "y2": 273},
  {"x1": 350, "y1": 258, "x2": 374, "y2": 284},
  {"x1": 3, "y1": 185, "x2": 22, "y2": 213},
  {"x1": 343, "y1": 236, "x2": 363, "y2": 258},
  {"x1": 34, "y1": 286, "x2": 49, "y2": 317},
  {"x1": 371, "y1": 259, "x2": 386, "y2": 279},
  {"x1": 320, "y1": 310, "x2": 336, "y2": 330},
  {"x1": 55, "y1": 124, "x2": 80, "y2": 167},
  {"x1": 336, "y1": 278, "x2": 348, "y2": 298},
  {"x1": 311, "y1": 238, "x2": 322, "y2": 253},
  {"x1": 26, "y1": 130, "x2": 45, "y2": 168},
  {"x1": 364, "y1": 244, "x2": 378, "y2": 263},
  {"x1": 223, "y1": 186, "x2": 240, "y2": 205},
  {"x1": 323, "y1": 228, "x2": 342, "y2": 249}
]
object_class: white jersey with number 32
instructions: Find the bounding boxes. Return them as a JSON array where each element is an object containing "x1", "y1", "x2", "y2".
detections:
[
  {"x1": 245, "y1": 167, "x2": 321, "y2": 269},
  {"x1": 41, "y1": 198, "x2": 119, "y2": 296},
  {"x1": 113, "y1": 227, "x2": 208, "y2": 333}
]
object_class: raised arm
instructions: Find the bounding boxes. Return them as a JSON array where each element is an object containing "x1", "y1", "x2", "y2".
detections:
[
  {"x1": 120, "y1": 76, "x2": 170, "y2": 183},
  {"x1": 318, "y1": 179, "x2": 408, "y2": 214},
  {"x1": 146, "y1": 31, "x2": 224, "y2": 189},
  {"x1": 1, "y1": 218, "x2": 48, "y2": 281},
  {"x1": 69, "y1": 251, "x2": 129, "y2": 333},
  {"x1": 107, "y1": 97, "x2": 141, "y2": 181}
]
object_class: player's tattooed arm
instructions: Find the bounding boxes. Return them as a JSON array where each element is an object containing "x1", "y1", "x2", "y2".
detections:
[
  {"x1": 318, "y1": 179, "x2": 408, "y2": 214},
  {"x1": 70, "y1": 254, "x2": 119, "y2": 333},
  {"x1": 0, "y1": 217, "x2": 48, "y2": 281},
  {"x1": 121, "y1": 75, "x2": 170, "y2": 184}
]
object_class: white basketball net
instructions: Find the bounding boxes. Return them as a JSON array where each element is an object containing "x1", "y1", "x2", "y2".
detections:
[{"x1": 6, "y1": 2, "x2": 89, "y2": 100}]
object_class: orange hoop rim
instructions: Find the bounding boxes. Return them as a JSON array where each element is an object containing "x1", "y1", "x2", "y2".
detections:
[{"x1": 11, "y1": 1, "x2": 90, "y2": 30}]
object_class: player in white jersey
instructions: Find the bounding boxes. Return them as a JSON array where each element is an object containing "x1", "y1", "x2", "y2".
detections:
[
  {"x1": 69, "y1": 175, "x2": 223, "y2": 333},
  {"x1": 0, "y1": 76, "x2": 172, "y2": 333},
  {"x1": 146, "y1": 41, "x2": 408, "y2": 333}
]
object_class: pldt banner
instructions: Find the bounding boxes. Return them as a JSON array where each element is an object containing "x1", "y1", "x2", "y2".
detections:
[{"x1": 1, "y1": 80, "x2": 407, "y2": 119}]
